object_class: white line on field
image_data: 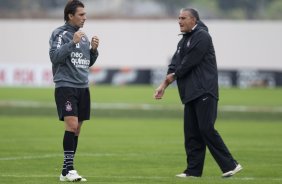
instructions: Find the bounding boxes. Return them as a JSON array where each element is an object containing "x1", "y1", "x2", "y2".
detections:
[
  {"x1": 0, "y1": 154, "x2": 61, "y2": 161},
  {"x1": 1, "y1": 100, "x2": 282, "y2": 113},
  {"x1": 0, "y1": 153, "x2": 141, "y2": 161},
  {"x1": 220, "y1": 105, "x2": 282, "y2": 113},
  {"x1": 0, "y1": 100, "x2": 54, "y2": 108},
  {"x1": 0, "y1": 174, "x2": 169, "y2": 179},
  {"x1": 1, "y1": 174, "x2": 282, "y2": 181},
  {"x1": 0, "y1": 174, "x2": 56, "y2": 178}
]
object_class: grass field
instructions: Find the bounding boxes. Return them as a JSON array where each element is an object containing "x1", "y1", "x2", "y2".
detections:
[{"x1": 0, "y1": 86, "x2": 282, "y2": 184}]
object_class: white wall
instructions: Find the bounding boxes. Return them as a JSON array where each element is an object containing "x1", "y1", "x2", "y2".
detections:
[{"x1": 1, "y1": 19, "x2": 282, "y2": 70}]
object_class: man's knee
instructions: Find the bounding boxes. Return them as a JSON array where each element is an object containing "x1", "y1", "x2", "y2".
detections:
[
  {"x1": 75, "y1": 122, "x2": 83, "y2": 136},
  {"x1": 64, "y1": 116, "x2": 79, "y2": 132}
]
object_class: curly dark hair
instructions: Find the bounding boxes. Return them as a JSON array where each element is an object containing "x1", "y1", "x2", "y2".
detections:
[{"x1": 64, "y1": 0, "x2": 85, "y2": 22}]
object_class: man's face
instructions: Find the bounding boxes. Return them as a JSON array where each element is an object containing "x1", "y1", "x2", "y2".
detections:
[
  {"x1": 69, "y1": 7, "x2": 86, "y2": 28},
  {"x1": 178, "y1": 10, "x2": 196, "y2": 33}
]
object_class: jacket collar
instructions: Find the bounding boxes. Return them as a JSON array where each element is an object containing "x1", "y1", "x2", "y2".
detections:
[
  {"x1": 65, "y1": 22, "x2": 80, "y2": 32},
  {"x1": 179, "y1": 24, "x2": 198, "y2": 37}
]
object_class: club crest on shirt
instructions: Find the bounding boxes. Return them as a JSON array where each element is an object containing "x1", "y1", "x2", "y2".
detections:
[{"x1": 65, "y1": 101, "x2": 72, "y2": 112}]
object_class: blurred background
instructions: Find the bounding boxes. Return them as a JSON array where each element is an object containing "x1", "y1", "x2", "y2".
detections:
[{"x1": 0, "y1": 0, "x2": 282, "y2": 87}]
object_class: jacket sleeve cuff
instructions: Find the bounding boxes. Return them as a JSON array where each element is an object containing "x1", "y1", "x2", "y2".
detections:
[
  {"x1": 174, "y1": 70, "x2": 181, "y2": 78},
  {"x1": 172, "y1": 72, "x2": 177, "y2": 79},
  {"x1": 90, "y1": 49, "x2": 99, "y2": 56},
  {"x1": 68, "y1": 41, "x2": 76, "y2": 50}
]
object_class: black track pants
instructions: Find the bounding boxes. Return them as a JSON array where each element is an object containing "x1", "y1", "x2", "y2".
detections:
[{"x1": 184, "y1": 94, "x2": 237, "y2": 176}]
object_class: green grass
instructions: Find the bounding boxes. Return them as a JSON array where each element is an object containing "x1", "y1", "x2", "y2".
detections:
[
  {"x1": 0, "y1": 86, "x2": 282, "y2": 183},
  {"x1": 1, "y1": 86, "x2": 282, "y2": 106},
  {"x1": 0, "y1": 117, "x2": 282, "y2": 184},
  {"x1": 1, "y1": 86, "x2": 282, "y2": 120}
]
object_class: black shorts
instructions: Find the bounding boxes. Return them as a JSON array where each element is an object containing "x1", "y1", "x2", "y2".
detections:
[{"x1": 55, "y1": 87, "x2": 91, "y2": 122}]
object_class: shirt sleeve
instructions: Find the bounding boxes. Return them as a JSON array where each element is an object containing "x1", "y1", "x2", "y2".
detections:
[
  {"x1": 167, "y1": 51, "x2": 178, "y2": 75},
  {"x1": 49, "y1": 32, "x2": 76, "y2": 64},
  {"x1": 89, "y1": 49, "x2": 99, "y2": 67}
]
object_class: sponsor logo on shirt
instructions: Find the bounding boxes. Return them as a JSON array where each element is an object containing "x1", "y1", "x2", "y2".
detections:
[{"x1": 71, "y1": 52, "x2": 90, "y2": 69}]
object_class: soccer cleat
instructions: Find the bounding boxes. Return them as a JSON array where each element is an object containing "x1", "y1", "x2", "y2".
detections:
[
  {"x1": 222, "y1": 164, "x2": 243, "y2": 178},
  {"x1": 60, "y1": 172, "x2": 87, "y2": 182},
  {"x1": 59, "y1": 174, "x2": 68, "y2": 182},
  {"x1": 65, "y1": 170, "x2": 82, "y2": 182},
  {"x1": 80, "y1": 177, "x2": 87, "y2": 182}
]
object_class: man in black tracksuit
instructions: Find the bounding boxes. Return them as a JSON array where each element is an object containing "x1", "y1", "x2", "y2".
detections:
[{"x1": 154, "y1": 8, "x2": 242, "y2": 178}]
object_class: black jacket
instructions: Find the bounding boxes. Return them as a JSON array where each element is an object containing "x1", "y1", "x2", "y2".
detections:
[{"x1": 167, "y1": 21, "x2": 218, "y2": 104}]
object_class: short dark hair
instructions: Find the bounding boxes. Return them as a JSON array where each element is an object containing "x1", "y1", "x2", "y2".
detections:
[
  {"x1": 64, "y1": 0, "x2": 85, "y2": 22},
  {"x1": 181, "y1": 8, "x2": 200, "y2": 21}
]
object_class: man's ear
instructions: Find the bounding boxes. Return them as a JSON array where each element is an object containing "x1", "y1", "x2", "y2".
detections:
[
  {"x1": 68, "y1": 14, "x2": 74, "y2": 20},
  {"x1": 193, "y1": 17, "x2": 197, "y2": 24}
]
